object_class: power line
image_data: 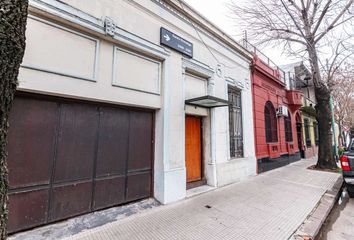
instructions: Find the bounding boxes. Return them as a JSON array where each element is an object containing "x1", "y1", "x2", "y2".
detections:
[
  {"x1": 177, "y1": 0, "x2": 308, "y2": 86},
  {"x1": 177, "y1": 0, "x2": 242, "y2": 70}
]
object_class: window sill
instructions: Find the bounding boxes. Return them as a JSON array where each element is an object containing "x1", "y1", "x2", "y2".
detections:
[{"x1": 228, "y1": 156, "x2": 245, "y2": 162}]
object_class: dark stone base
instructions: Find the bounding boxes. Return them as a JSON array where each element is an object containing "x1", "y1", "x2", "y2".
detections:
[
  {"x1": 258, "y1": 152, "x2": 301, "y2": 174},
  {"x1": 9, "y1": 198, "x2": 160, "y2": 240}
]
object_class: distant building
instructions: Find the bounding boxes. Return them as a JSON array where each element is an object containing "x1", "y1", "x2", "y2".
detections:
[
  {"x1": 244, "y1": 41, "x2": 303, "y2": 173},
  {"x1": 281, "y1": 62, "x2": 319, "y2": 159}
]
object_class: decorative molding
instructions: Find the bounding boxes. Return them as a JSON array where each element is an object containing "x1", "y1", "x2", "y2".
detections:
[
  {"x1": 29, "y1": 0, "x2": 104, "y2": 32},
  {"x1": 245, "y1": 78, "x2": 250, "y2": 90},
  {"x1": 29, "y1": 0, "x2": 170, "y2": 59},
  {"x1": 225, "y1": 77, "x2": 234, "y2": 85},
  {"x1": 104, "y1": 17, "x2": 117, "y2": 37},
  {"x1": 216, "y1": 64, "x2": 223, "y2": 78},
  {"x1": 182, "y1": 58, "x2": 214, "y2": 78},
  {"x1": 112, "y1": 47, "x2": 161, "y2": 95},
  {"x1": 21, "y1": 15, "x2": 100, "y2": 82},
  {"x1": 225, "y1": 76, "x2": 244, "y2": 89},
  {"x1": 151, "y1": 0, "x2": 252, "y2": 62}
]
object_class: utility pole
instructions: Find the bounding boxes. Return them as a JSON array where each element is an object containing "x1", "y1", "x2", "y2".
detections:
[
  {"x1": 330, "y1": 96, "x2": 338, "y2": 161},
  {"x1": 326, "y1": 58, "x2": 338, "y2": 161}
]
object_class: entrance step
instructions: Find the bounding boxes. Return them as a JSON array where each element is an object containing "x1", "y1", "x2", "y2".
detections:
[{"x1": 186, "y1": 185, "x2": 216, "y2": 198}]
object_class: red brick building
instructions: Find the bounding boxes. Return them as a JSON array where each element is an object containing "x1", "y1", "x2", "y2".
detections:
[{"x1": 251, "y1": 55, "x2": 303, "y2": 173}]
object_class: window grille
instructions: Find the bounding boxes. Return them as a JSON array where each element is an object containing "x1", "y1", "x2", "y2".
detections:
[
  {"x1": 284, "y1": 115, "x2": 293, "y2": 142},
  {"x1": 228, "y1": 87, "x2": 243, "y2": 158}
]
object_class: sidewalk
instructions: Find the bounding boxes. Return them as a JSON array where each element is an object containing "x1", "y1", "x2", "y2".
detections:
[{"x1": 62, "y1": 158, "x2": 340, "y2": 240}]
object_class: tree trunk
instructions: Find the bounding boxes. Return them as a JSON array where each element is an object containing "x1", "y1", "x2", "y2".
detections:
[
  {"x1": 0, "y1": 1, "x2": 28, "y2": 238},
  {"x1": 315, "y1": 84, "x2": 337, "y2": 169},
  {"x1": 307, "y1": 43, "x2": 337, "y2": 169}
]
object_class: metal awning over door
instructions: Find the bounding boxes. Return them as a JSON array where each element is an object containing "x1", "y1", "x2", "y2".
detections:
[{"x1": 7, "y1": 94, "x2": 154, "y2": 233}]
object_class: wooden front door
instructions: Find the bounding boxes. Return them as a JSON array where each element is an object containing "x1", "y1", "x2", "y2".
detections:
[{"x1": 185, "y1": 116, "x2": 202, "y2": 183}]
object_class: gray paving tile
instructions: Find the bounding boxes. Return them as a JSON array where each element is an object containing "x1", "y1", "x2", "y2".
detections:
[{"x1": 65, "y1": 159, "x2": 340, "y2": 240}]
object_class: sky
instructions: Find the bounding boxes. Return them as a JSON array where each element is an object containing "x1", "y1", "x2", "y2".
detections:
[{"x1": 183, "y1": 0, "x2": 298, "y2": 66}]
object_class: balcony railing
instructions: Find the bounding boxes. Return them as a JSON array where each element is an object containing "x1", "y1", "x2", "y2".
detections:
[{"x1": 241, "y1": 39, "x2": 286, "y2": 83}]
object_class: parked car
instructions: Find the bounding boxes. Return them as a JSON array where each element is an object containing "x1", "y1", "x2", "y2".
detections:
[{"x1": 340, "y1": 141, "x2": 354, "y2": 198}]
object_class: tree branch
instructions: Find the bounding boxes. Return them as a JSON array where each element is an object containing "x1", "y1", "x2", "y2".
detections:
[
  {"x1": 312, "y1": 0, "x2": 332, "y2": 35},
  {"x1": 314, "y1": 0, "x2": 354, "y2": 43}
]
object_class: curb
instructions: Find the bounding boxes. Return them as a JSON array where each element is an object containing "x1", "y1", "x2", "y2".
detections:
[{"x1": 291, "y1": 176, "x2": 344, "y2": 240}]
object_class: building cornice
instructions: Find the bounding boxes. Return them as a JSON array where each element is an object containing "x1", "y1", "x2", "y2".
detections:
[
  {"x1": 152, "y1": 0, "x2": 252, "y2": 61},
  {"x1": 29, "y1": 0, "x2": 251, "y2": 66},
  {"x1": 29, "y1": 0, "x2": 170, "y2": 60}
]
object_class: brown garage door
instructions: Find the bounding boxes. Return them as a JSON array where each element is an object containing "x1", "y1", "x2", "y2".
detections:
[{"x1": 7, "y1": 94, "x2": 154, "y2": 233}]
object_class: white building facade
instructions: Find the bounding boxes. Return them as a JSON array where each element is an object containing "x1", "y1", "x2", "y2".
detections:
[{"x1": 8, "y1": 0, "x2": 256, "y2": 233}]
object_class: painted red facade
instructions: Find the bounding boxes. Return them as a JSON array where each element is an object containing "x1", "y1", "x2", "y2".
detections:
[{"x1": 251, "y1": 55, "x2": 303, "y2": 162}]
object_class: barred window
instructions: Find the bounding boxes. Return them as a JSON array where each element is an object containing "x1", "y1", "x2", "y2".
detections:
[
  {"x1": 284, "y1": 115, "x2": 293, "y2": 142},
  {"x1": 265, "y1": 101, "x2": 278, "y2": 143},
  {"x1": 228, "y1": 87, "x2": 243, "y2": 158},
  {"x1": 304, "y1": 118, "x2": 312, "y2": 147}
]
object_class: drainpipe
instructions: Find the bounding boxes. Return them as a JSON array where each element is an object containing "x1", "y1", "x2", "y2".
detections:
[
  {"x1": 208, "y1": 73, "x2": 218, "y2": 187},
  {"x1": 330, "y1": 96, "x2": 338, "y2": 160}
]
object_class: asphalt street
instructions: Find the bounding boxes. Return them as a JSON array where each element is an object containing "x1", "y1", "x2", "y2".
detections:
[{"x1": 318, "y1": 187, "x2": 354, "y2": 240}]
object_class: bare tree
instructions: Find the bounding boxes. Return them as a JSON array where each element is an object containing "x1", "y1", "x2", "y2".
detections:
[
  {"x1": 0, "y1": 1, "x2": 28, "y2": 238},
  {"x1": 331, "y1": 63, "x2": 354, "y2": 147},
  {"x1": 229, "y1": 0, "x2": 354, "y2": 169}
]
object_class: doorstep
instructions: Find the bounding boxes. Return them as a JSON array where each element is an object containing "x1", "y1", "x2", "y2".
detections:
[{"x1": 186, "y1": 185, "x2": 216, "y2": 198}]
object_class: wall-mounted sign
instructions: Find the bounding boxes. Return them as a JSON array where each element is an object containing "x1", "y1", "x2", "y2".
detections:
[{"x1": 160, "y1": 27, "x2": 193, "y2": 58}]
